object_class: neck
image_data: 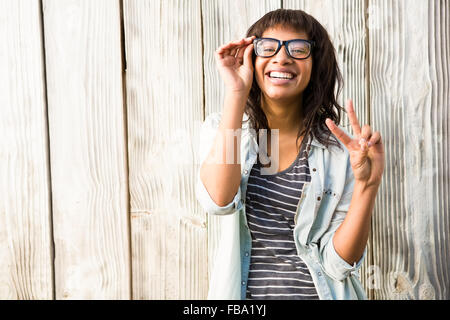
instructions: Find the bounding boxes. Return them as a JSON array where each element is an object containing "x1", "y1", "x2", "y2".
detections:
[{"x1": 261, "y1": 94, "x2": 304, "y2": 136}]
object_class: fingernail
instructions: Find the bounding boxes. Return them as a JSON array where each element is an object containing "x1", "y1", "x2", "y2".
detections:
[{"x1": 359, "y1": 138, "x2": 366, "y2": 145}]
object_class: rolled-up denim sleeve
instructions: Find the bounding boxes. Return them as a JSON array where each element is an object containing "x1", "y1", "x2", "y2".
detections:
[
  {"x1": 319, "y1": 207, "x2": 367, "y2": 281},
  {"x1": 195, "y1": 112, "x2": 243, "y2": 215},
  {"x1": 319, "y1": 148, "x2": 367, "y2": 281}
]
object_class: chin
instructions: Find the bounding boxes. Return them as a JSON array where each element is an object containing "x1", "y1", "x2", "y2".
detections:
[{"x1": 265, "y1": 88, "x2": 300, "y2": 101}]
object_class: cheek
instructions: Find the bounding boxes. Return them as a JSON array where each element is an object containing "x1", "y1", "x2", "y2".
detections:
[{"x1": 301, "y1": 63, "x2": 313, "y2": 82}]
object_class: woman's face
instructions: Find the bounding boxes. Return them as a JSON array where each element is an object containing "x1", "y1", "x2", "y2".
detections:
[{"x1": 255, "y1": 26, "x2": 313, "y2": 104}]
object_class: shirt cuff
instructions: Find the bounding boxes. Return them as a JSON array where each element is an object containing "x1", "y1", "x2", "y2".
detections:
[
  {"x1": 195, "y1": 170, "x2": 243, "y2": 215},
  {"x1": 322, "y1": 233, "x2": 367, "y2": 281}
]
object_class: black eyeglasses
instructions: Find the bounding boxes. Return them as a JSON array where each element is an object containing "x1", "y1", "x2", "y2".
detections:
[{"x1": 253, "y1": 37, "x2": 315, "y2": 60}]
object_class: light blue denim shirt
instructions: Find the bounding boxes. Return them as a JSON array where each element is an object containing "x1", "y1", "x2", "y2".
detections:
[{"x1": 196, "y1": 112, "x2": 367, "y2": 300}]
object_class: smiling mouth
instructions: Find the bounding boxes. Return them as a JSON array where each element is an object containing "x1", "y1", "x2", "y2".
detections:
[{"x1": 267, "y1": 71, "x2": 296, "y2": 80}]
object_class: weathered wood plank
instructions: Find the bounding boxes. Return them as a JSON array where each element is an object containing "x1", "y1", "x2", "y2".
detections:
[
  {"x1": 42, "y1": 0, "x2": 130, "y2": 299},
  {"x1": 201, "y1": 0, "x2": 282, "y2": 286},
  {"x1": 0, "y1": 0, "x2": 53, "y2": 300},
  {"x1": 368, "y1": 0, "x2": 450, "y2": 299},
  {"x1": 123, "y1": 0, "x2": 207, "y2": 299}
]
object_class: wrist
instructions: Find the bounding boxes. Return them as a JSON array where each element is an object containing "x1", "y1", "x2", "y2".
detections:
[
  {"x1": 224, "y1": 90, "x2": 249, "y2": 112},
  {"x1": 224, "y1": 88, "x2": 250, "y2": 100},
  {"x1": 354, "y1": 179, "x2": 381, "y2": 192}
]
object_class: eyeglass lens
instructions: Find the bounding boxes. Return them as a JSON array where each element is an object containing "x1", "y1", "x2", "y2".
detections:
[{"x1": 255, "y1": 39, "x2": 311, "y2": 59}]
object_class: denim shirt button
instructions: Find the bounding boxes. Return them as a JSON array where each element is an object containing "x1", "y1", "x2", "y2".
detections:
[
  {"x1": 244, "y1": 169, "x2": 249, "y2": 175},
  {"x1": 317, "y1": 271, "x2": 322, "y2": 276},
  {"x1": 245, "y1": 252, "x2": 249, "y2": 257},
  {"x1": 241, "y1": 281, "x2": 246, "y2": 285}
]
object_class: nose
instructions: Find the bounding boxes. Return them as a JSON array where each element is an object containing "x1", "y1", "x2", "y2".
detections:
[{"x1": 272, "y1": 44, "x2": 292, "y2": 64}]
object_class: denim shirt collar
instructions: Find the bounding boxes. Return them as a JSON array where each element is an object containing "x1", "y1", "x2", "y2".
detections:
[{"x1": 243, "y1": 112, "x2": 327, "y2": 150}]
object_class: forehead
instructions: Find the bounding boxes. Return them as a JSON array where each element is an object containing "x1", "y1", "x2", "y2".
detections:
[{"x1": 261, "y1": 26, "x2": 309, "y2": 41}]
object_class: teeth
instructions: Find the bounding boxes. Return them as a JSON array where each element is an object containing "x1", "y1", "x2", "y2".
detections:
[{"x1": 269, "y1": 71, "x2": 294, "y2": 79}]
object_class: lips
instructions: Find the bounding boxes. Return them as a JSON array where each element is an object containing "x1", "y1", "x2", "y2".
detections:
[
  {"x1": 268, "y1": 71, "x2": 295, "y2": 79},
  {"x1": 266, "y1": 69, "x2": 297, "y2": 79},
  {"x1": 265, "y1": 69, "x2": 297, "y2": 85}
]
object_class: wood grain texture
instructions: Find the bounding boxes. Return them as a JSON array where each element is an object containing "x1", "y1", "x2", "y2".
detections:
[
  {"x1": 284, "y1": 0, "x2": 450, "y2": 300},
  {"x1": 0, "y1": 0, "x2": 53, "y2": 300},
  {"x1": 123, "y1": 0, "x2": 207, "y2": 299},
  {"x1": 368, "y1": 0, "x2": 450, "y2": 299},
  {"x1": 42, "y1": 0, "x2": 130, "y2": 299},
  {"x1": 201, "y1": 0, "x2": 281, "y2": 285},
  {"x1": 1, "y1": 0, "x2": 448, "y2": 301}
]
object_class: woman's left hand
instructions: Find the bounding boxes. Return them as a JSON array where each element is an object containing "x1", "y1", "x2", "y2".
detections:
[{"x1": 325, "y1": 99, "x2": 385, "y2": 188}]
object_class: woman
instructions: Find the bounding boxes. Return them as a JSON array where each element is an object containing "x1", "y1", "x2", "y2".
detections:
[{"x1": 196, "y1": 9, "x2": 385, "y2": 300}]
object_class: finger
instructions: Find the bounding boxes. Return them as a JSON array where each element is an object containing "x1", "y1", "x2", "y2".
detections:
[
  {"x1": 214, "y1": 50, "x2": 223, "y2": 62},
  {"x1": 218, "y1": 37, "x2": 253, "y2": 53},
  {"x1": 234, "y1": 48, "x2": 243, "y2": 65},
  {"x1": 216, "y1": 37, "x2": 255, "y2": 62},
  {"x1": 216, "y1": 41, "x2": 239, "y2": 54},
  {"x1": 229, "y1": 47, "x2": 238, "y2": 57},
  {"x1": 325, "y1": 118, "x2": 353, "y2": 147},
  {"x1": 232, "y1": 37, "x2": 255, "y2": 56},
  {"x1": 358, "y1": 125, "x2": 372, "y2": 151},
  {"x1": 228, "y1": 37, "x2": 254, "y2": 49},
  {"x1": 236, "y1": 44, "x2": 248, "y2": 60},
  {"x1": 245, "y1": 35, "x2": 256, "y2": 43},
  {"x1": 216, "y1": 46, "x2": 230, "y2": 59},
  {"x1": 243, "y1": 43, "x2": 254, "y2": 69},
  {"x1": 367, "y1": 131, "x2": 381, "y2": 147},
  {"x1": 221, "y1": 43, "x2": 244, "y2": 58},
  {"x1": 228, "y1": 39, "x2": 245, "y2": 52},
  {"x1": 230, "y1": 44, "x2": 244, "y2": 57},
  {"x1": 214, "y1": 49, "x2": 228, "y2": 63},
  {"x1": 346, "y1": 99, "x2": 362, "y2": 138},
  {"x1": 360, "y1": 125, "x2": 372, "y2": 140}
]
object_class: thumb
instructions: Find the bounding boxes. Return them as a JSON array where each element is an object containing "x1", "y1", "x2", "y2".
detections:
[{"x1": 243, "y1": 43, "x2": 254, "y2": 70}]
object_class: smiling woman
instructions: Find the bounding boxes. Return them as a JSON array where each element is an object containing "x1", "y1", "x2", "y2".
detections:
[
  {"x1": 196, "y1": 8, "x2": 384, "y2": 300},
  {"x1": 245, "y1": 10, "x2": 344, "y2": 153}
]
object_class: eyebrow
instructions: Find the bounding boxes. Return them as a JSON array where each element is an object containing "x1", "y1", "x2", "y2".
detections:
[{"x1": 259, "y1": 37, "x2": 310, "y2": 41}]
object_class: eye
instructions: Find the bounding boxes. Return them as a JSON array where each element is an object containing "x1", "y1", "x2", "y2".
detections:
[
  {"x1": 291, "y1": 48, "x2": 307, "y2": 54},
  {"x1": 256, "y1": 39, "x2": 278, "y2": 55}
]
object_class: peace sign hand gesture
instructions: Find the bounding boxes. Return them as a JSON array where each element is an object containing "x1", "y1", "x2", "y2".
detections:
[{"x1": 325, "y1": 100, "x2": 385, "y2": 188}]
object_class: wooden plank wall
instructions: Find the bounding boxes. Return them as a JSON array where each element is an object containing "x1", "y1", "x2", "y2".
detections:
[
  {"x1": 0, "y1": 0, "x2": 53, "y2": 299},
  {"x1": 43, "y1": 0, "x2": 130, "y2": 299},
  {"x1": 0, "y1": 0, "x2": 448, "y2": 300},
  {"x1": 123, "y1": 0, "x2": 207, "y2": 299},
  {"x1": 368, "y1": 0, "x2": 450, "y2": 299}
]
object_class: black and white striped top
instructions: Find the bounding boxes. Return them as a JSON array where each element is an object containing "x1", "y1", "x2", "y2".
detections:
[{"x1": 245, "y1": 136, "x2": 319, "y2": 300}]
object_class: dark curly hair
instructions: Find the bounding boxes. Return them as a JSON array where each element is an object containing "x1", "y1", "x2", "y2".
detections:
[{"x1": 245, "y1": 9, "x2": 344, "y2": 151}]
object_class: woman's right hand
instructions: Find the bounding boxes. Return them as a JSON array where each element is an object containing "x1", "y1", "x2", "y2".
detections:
[{"x1": 215, "y1": 36, "x2": 256, "y2": 95}]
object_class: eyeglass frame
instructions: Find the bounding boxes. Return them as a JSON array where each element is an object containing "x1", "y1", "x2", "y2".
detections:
[{"x1": 253, "y1": 37, "x2": 316, "y2": 60}]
